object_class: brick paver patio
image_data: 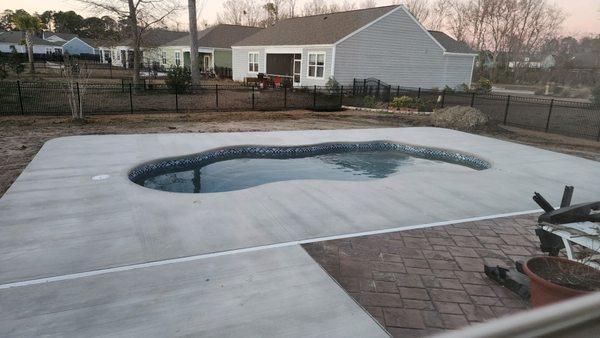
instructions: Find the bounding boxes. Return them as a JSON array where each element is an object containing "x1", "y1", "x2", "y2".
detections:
[{"x1": 303, "y1": 214, "x2": 543, "y2": 337}]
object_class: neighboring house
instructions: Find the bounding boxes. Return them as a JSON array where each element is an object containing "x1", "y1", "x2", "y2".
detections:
[
  {"x1": 0, "y1": 31, "x2": 63, "y2": 54},
  {"x1": 112, "y1": 29, "x2": 188, "y2": 68},
  {"x1": 508, "y1": 54, "x2": 556, "y2": 70},
  {"x1": 62, "y1": 37, "x2": 97, "y2": 55},
  {"x1": 231, "y1": 5, "x2": 477, "y2": 88},
  {"x1": 160, "y1": 24, "x2": 262, "y2": 70}
]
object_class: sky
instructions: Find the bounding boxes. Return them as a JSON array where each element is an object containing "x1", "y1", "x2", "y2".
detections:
[{"x1": 1, "y1": 0, "x2": 599, "y2": 36}]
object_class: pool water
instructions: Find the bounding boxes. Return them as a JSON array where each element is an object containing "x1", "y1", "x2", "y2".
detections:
[{"x1": 140, "y1": 150, "x2": 470, "y2": 193}]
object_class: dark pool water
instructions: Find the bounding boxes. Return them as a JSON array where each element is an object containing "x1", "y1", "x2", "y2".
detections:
[{"x1": 139, "y1": 150, "x2": 464, "y2": 193}]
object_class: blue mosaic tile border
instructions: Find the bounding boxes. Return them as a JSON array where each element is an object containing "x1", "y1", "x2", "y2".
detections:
[{"x1": 129, "y1": 141, "x2": 491, "y2": 184}]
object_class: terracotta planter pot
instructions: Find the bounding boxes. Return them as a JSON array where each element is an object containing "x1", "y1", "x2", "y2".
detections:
[{"x1": 524, "y1": 256, "x2": 592, "y2": 307}]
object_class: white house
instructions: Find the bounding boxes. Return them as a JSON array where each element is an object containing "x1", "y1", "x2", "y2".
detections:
[
  {"x1": 111, "y1": 29, "x2": 188, "y2": 68},
  {"x1": 231, "y1": 5, "x2": 477, "y2": 89},
  {"x1": 0, "y1": 31, "x2": 63, "y2": 54},
  {"x1": 159, "y1": 24, "x2": 262, "y2": 70}
]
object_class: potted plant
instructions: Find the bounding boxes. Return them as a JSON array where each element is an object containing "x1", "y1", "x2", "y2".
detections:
[{"x1": 523, "y1": 255, "x2": 600, "y2": 307}]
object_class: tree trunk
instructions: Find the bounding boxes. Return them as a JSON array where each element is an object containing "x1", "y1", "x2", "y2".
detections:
[
  {"x1": 128, "y1": 0, "x2": 141, "y2": 85},
  {"x1": 188, "y1": 0, "x2": 201, "y2": 86},
  {"x1": 25, "y1": 31, "x2": 35, "y2": 74}
]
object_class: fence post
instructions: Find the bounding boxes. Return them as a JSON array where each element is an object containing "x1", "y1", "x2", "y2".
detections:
[
  {"x1": 352, "y1": 79, "x2": 356, "y2": 96},
  {"x1": 363, "y1": 79, "x2": 366, "y2": 94},
  {"x1": 545, "y1": 99, "x2": 554, "y2": 132},
  {"x1": 376, "y1": 80, "x2": 381, "y2": 99},
  {"x1": 175, "y1": 84, "x2": 179, "y2": 113},
  {"x1": 17, "y1": 81, "x2": 24, "y2": 115},
  {"x1": 503, "y1": 95, "x2": 511, "y2": 124},
  {"x1": 283, "y1": 85, "x2": 287, "y2": 109},
  {"x1": 215, "y1": 84, "x2": 219, "y2": 109},
  {"x1": 417, "y1": 87, "x2": 421, "y2": 99},
  {"x1": 252, "y1": 85, "x2": 255, "y2": 110},
  {"x1": 129, "y1": 83, "x2": 133, "y2": 114},
  {"x1": 440, "y1": 89, "x2": 446, "y2": 108},
  {"x1": 339, "y1": 85, "x2": 344, "y2": 108},
  {"x1": 76, "y1": 82, "x2": 81, "y2": 114},
  {"x1": 470, "y1": 92, "x2": 475, "y2": 107},
  {"x1": 313, "y1": 85, "x2": 317, "y2": 109},
  {"x1": 396, "y1": 85, "x2": 400, "y2": 97}
]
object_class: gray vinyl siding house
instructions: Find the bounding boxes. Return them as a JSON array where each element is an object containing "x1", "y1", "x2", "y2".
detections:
[{"x1": 231, "y1": 5, "x2": 476, "y2": 89}]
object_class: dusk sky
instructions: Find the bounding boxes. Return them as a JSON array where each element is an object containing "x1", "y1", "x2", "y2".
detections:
[{"x1": 2, "y1": 0, "x2": 599, "y2": 36}]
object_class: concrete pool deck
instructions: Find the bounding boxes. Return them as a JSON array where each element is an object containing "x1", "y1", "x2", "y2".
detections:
[{"x1": 1, "y1": 127, "x2": 600, "y2": 337}]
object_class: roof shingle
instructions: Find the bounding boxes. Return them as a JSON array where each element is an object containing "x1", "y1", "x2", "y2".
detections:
[
  {"x1": 427, "y1": 30, "x2": 476, "y2": 54},
  {"x1": 233, "y1": 5, "x2": 399, "y2": 46},
  {"x1": 0, "y1": 31, "x2": 64, "y2": 46},
  {"x1": 164, "y1": 24, "x2": 263, "y2": 48}
]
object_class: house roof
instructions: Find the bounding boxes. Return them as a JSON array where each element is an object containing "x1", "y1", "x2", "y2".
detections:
[
  {"x1": 118, "y1": 29, "x2": 188, "y2": 48},
  {"x1": 0, "y1": 31, "x2": 64, "y2": 46},
  {"x1": 233, "y1": 5, "x2": 399, "y2": 46},
  {"x1": 163, "y1": 24, "x2": 263, "y2": 48},
  {"x1": 43, "y1": 31, "x2": 77, "y2": 41},
  {"x1": 427, "y1": 31, "x2": 476, "y2": 54}
]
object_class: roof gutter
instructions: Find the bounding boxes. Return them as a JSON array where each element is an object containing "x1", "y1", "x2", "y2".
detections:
[{"x1": 444, "y1": 52, "x2": 478, "y2": 57}]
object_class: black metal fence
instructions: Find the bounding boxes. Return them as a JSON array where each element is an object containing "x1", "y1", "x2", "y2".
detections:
[
  {"x1": 2, "y1": 78, "x2": 599, "y2": 141},
  {"x1": 352, "y1": 78, "x2": 600, "y2": 141},
  {"x1": 0, "y1": 82, "x2": 343, "y2": 116}
]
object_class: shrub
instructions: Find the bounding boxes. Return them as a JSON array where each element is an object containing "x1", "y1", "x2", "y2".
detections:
[
  {"x1": 432, "y1": 106, "x2": 489, "y2": 131},
  {"x1": 591, "y1": 85, "x2": 600, "y2": 106},
  {"x1": 165, "y1": 66, "x2": 191, "y2": 92},
  {"x1": 363, "y1": 95, "x2": 376, "y2": 108},
  {"x1": 475, "y1": 78, "x2": 492, "y2": 94},
  {"x1": 458, "y1": 83, "x2": 471, "y2": 92},
  {"x1": 390, "y1": 95, "x2": 435, "y2": 112},
  {"x1": 325, "y1": 77, "x2": 340, "y2": 91},
  {"x1": 391, "y1": 95, "x2": 417, "y2": 109}
]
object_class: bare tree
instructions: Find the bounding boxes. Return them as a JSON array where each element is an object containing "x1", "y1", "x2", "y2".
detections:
[
  {"x1": 76, "y1": 0, "x2": 181, "y2": 85},
  {"x1": 428, "y1": 0, "x2": 452, "y2": 31},
  {"x1": 397, "y1": 0, "x2": 430, "y2": 23},
  {"x1": 62, "y1": 56, "x2": 91, "y2": 121},
  {"x1": 357, "y1": 0, "x2": 376, "y2": 9},
  {"x1": 302, "y1": 0, "x2": 331, "y2": 16},
  {"x1": 188, "y1": 0, "x2": 200, "y2": 86},
  {"x1": 217, "y1": 0, "x2": 263, "y2": 26}
]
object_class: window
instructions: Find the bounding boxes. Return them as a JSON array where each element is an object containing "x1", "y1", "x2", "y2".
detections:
[
  {"x1": 45, "y1": 47, "x2": 53, "y2": 54},
  {"x1": 174, "y1": 51, "x2": 181, "y2": 66},
  {"x1": 54, "y1": 48, "x2": 61, "y2": 54},
  {"x1": 248, "y1": 52, "x2": 259, "y2": 72},
  {"x1": 307, "y1": 53, "x2": 325, "y2": 78},
  {"x1": 161, "y1": 51, "x2": 167, "y2": 64}
]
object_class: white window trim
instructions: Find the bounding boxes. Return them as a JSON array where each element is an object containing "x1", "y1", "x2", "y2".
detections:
[
  {"x1": 174, "y1": 50, "x2": 182, "y2": 67},
  {"x1": 306, "y1": 52, "x2": 326, "y2": 79},
  {"x1": 248, "y1": 51, "x2": 259, "y2": 74},
  {"x1": 161, "y1": 51, "x2": 167, "y2": 64}
]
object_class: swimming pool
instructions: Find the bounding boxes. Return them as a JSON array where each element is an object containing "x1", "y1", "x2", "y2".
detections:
[{"x1": 129, "y1": 141, "x2": 490, "y2": 193}]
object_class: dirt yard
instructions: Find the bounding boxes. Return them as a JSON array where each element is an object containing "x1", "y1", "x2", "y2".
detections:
[{"x1": 1, "y1": 109, "x2": 599, "y2": 197}]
